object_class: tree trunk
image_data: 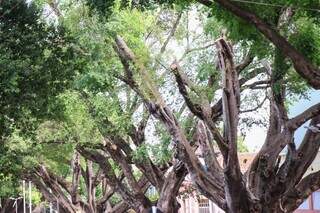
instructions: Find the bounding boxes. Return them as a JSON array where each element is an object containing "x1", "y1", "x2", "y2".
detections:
[{"x1": 157, "y1": 161, "x2": 187, "y2": 213}]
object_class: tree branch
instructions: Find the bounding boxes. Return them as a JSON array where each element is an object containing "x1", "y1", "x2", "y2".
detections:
[
  {"x1": 71, "y1": 152, "x2": 81, "y2": 204},
  {"x1": 178, "y1": 43, "x2": 215, "y2": 62},
  {"x1": 286, "y1": 103, "x2": 320, "y2": 131},
  {"x1": 236, "y1": 52, "x2": 254, "y2": 73},
  {"x1": 157, "y1": 160, "x2": 188, "y2": 212},
  {"x1": 242, "y1": 80, "x2": 270, "y2": 90},
  {"x1": 170, "y1": 60, "x2": 228, "y2": 155},
  {"x1": 240, "y1": 93, "x2": 268, "y2": 113},
  {"x1": 216, "y1": 38, "x2": 250, "y2": 211},
  {"x1": 160, "y1": 12, "x2": 183, "y2": 54},
  {"x1": 197, "y1": 0, "x2": 320, "y2": 89},
  {"x1": 77, "y1": 147, "x2": 151, "y2": 211},
  {"x1": 276, "y1": 115, "x2": 320, "y2": 192},
  {"x1": 33, "y1": 165, "x2": 80, "y2": 212},
  {"x1": 114, "y1": 35, "x2": 227, "y2": 210},
  {"x1": 282, "y1": 170, "x2": 320, "y2": 212}
]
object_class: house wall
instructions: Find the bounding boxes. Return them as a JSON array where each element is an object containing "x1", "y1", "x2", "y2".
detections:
[
  {"x1": 178, "y1": 196, "x2": 199, "y2": 213},
  {"x1": 294, "y1": 190, "x2": 320, "y2": 213},
  {"x1": 178, "y1": 194, "x2": 320, "y2": 213},
  {"x1": 178, "y1": 197, "x2": 224, "y2": 213}
]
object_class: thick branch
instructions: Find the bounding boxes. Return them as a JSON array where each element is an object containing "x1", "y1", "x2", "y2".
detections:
[
  {"x1": 102, "y1": 138, "x2": 146, "y2": 197},
  {"x1": 286, "y1": 103, "x2": 320, "y2": 131},
  {"x1": 157, "y1": 161, "x2": 188, "y2": 212},
  {"x1": 276, "y1": 115, "x2": 320, "y2": 194},
  {"x1": 282, "y1": 170, "x2": 320, "y2": 212},
  {"x1": 46, "y1": 169, "x2": 71, "y2": 195},
  {"x1": 195, "y1": 121, "x2": 223, "y2": 178},
  {"x1": 217, "y1": 38, "x2": 250, "y2": 212},
  {"x1": 242, "y1": 80, "x2": 270, "y2": 90},
  {"x1": 197, "y1": 0, "x2": 320, "y2": 89},
  {"x1": 84, "y1": 160, "x2": 96, "y2": 212},
  {"x1": 212, "y1": 66, "x2": 268, "y2": 120}
]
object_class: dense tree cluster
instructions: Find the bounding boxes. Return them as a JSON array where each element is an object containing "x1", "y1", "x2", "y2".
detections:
[
  {"x1": 0, "y1": 0, "x2": 81, "y2": 199},
  {"x1": 0, "y1": 0, "x2": 320, "y2": 212}
]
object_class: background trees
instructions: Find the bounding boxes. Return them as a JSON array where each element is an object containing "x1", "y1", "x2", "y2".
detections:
[{"x1": 0, "y1": 0, "x2": 81, "y2": 200}]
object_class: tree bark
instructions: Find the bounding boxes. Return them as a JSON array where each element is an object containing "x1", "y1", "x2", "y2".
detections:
[
  {"x1": 216, "y1": 38, "x2": 251, "y2": 212},
  {"x1": 71, "y1": 152, "x2": 81, "y2": 206},
  {"x1": 157, "y1": 161, "x2": 187, "y2": 213}
]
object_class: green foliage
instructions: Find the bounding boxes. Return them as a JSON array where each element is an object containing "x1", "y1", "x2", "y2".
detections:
[
  {"x1": 147, "y1": 190, "x2": 160, "y2": 202},
  {"x1": 0, "y1": 130, "x2": 36, "y2": 196},
  {"x1": 204, "y1": 0, "x2": 320, "y2": 99},
  {"x1": 86, "y1": 0, "x2": 116, "y2": 17},
  {"x1": 0, "y1": 146, "x2": 22, "y2": 196},
  {"x1": 36, "y1": 121, "x2": 70, "y2": 145},
  {"x1": 132, "y1": 144, "x2": 149, "y2": 162},
  {"x1": 289, "y1": 17, "x2": 320, "y2": 66},
  {"x1": 152, "y1": 125, "x2": 173, "y2": 165},
  {"x1": 63, "y1": 3, "x2": 156, "y2": 95},
  {"x1": 0, "y1": 173, "x2": 20, "y2": 196},
  {"x1": 109, "y1": 193, "x2": 122, "y2": 205},
  {"x1": 0, "y1": 0, "x2": 81, "y2": 137},
  {"x1": 86, "y1": 0, "x2": 182, "y2": 17},
  {"x1": 286, "y1": 70, "x2": 310, "y2": 100},
  {"x1": 0, "y1": 0, "x2": 81, "y2": 196},
  {"x1": 109, "y1": 159, "x2": 122, "y2": 177},
  {"x1": 204, "y1": 16, "x2": 225, "y2": 39},
  {"x1": 132, "y1": 123, "x2": 173, "y2": 165},
  {"x1": 91, "y1": 93, "x2": 132, "y2": 136},
  {"x1": 203, "y1": 0, "x2": 320, "y2": 58},
  {"x1": 204, "y1": 2, "x2": 272, "y2": 58},
  {"x1": 202, "y1": 0, "x2": 320, "y2": 95},
  {"x1": 105, "y1": 7, "x2": 155, "y2": 70},
  {"x1": 62, "y1": 5, "x2": 119, "y2": 93},
  {"x1": 55, "y1": 92, "x2": 103, "y2": 145},
  {"x1": 237, "y1": 136, "x2": 249, "y2": 153},
  {"x1": 29, "y1": 189, "x2": 42, "y2": 205}
]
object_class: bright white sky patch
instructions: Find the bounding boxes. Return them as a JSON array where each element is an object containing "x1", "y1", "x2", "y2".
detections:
[{"x1": 244, "y1": 127, "x2": 267, "y2": 152}]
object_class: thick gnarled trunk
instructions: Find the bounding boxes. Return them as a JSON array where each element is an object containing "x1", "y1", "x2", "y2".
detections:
[{"x1": 157, "y1": 161, "x2": 187, "y2": 213}]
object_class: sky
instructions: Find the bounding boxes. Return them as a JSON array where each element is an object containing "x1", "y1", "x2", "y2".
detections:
[{"x1": 244, "y1": 90, "x2": 320, "y2": 152}]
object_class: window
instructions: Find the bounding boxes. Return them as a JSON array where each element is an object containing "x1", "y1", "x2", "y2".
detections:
[
  {"x1": 298, "y1": 199, "x2": 309, "y2": 210},
  {"x1": 199, "y1": 199, "x2": 210, "y2": 213},
  {"x1": 313, "y1": 192, "x2": 320, "y2": 210}
]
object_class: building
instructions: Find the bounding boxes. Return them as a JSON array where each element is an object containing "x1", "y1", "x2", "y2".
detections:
[
  {"x1": 178, "y1": 195, "x2": 224, "y2": 213},
  {"x1": 178, "y1": 152, "x2": 320, "y2": 213}
]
